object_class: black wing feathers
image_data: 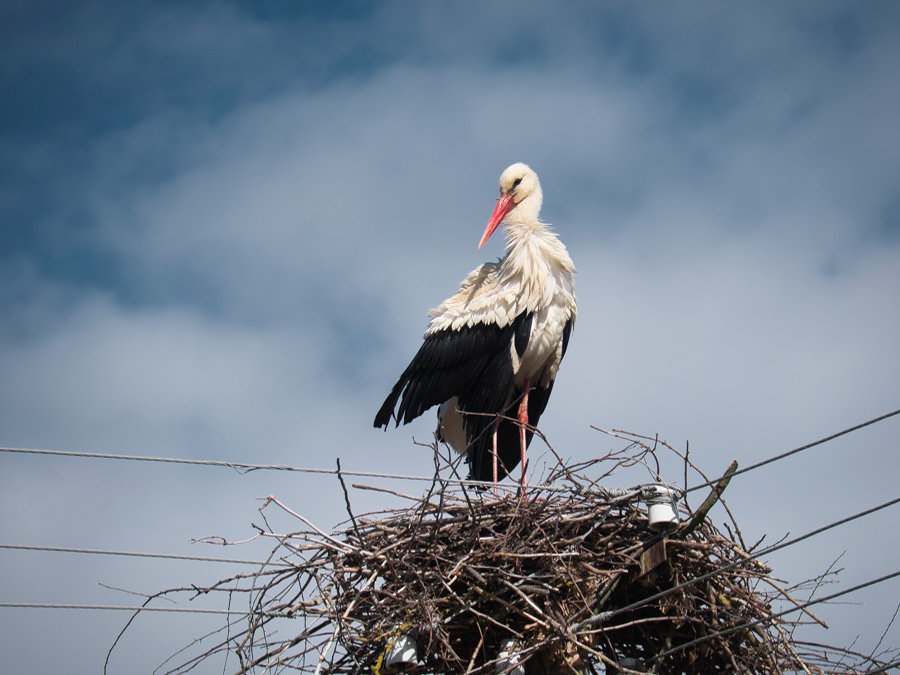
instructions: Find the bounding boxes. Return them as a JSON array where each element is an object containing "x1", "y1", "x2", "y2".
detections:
[
  {"x1": 373, "y1": 319, "x2": 518, "y2": 429},
  {"x1": 514, "y1": 312, "x2": 533, "y2": 357},
  {"x1": 374, "y1": 311, "x2": 569, "y2": 482},
  {"x1": 561, "y1": 317, "x2": 574, "y2": 359}
]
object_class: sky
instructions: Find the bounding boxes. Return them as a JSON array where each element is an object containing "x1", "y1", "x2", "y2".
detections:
[{"x1": 1, "y1": 1, "x2": 899, "y2": 672}]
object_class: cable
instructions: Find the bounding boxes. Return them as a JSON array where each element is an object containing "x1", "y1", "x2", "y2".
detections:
[
  {"x1": 5, "y1": 409, "x2": 898, "y2": 496},
  {"x1": 573, "y1": 492, "x2": 900, "y2": 632},
  {"x1": 0, "y1": 602, "x2": 270, "y2": 616},
  {"x1": 0, "y1": 544, "x2": 264, "y2": 566},
  {"x1": 685, "y1": 408, "x2": 900, "y2": 494},
  {"x1": 652, "y1": 567, "x2": 900, "y2": 662},
  {"x1": 0, "y1": 445, "x2": 590, "y2": 494},
  {"x1": 0, "y1": 445, "x2": 391, "y2": 475}
]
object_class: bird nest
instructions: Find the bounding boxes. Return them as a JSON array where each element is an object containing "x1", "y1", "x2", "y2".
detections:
[{"x1": 136, "y1": 431, "x2": 896, "y2": 674}]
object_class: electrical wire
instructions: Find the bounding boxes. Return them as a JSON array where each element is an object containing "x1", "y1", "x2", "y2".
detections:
[
  {"x1": 573, "y1": 491, "x2": 900, "y2": 632},
  {"x1": 0, "y1": 445, "x2": 602, "y2": 494},
  {"x1": 652, "y1": 567, "x2": 900, "y2": 662},
  {"x1": 17, "y1": 496, "x2": 896, "y2": 625},
  {"x1": 0, "y1": 445, "x2": 407, "y2": 476},
  {"x1": 4, "y1": 408, "x2": 898, "y2": 498},
  {"x1": 0, "y1": 445, "x2": 513, "y2": 488},
  {"x1": 0, "y1": 543, "x2": 264, "y2": 566},
  {"x1": 684, "y1": 407, "x2": 900, "y2": 494},
  {"x1": 0, "y1": 602, "x2": 267, "y2": 616}
]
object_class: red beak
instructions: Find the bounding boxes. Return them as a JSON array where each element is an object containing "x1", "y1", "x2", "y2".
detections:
[{"x1": 478, "y1": 193, "x2": 516, "y2": 249}]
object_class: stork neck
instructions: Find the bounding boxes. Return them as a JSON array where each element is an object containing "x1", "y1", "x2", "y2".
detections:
[
  {"x1": 505, "y1": 220, "x2": 557, "y2": 253},
  {"x1": 501, "y1": 220, "x2": 575, "y2": 281}
]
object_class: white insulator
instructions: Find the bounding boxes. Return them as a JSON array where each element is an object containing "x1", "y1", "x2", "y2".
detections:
[
  {"x1": 496, "y1": 639, "x2": 525, "y2": 675},
  {"x1": 383, "y1": 633, "x2": 418, "y2": 673},
  {"x1": 645, "y1": 483, "x2": 680, "y2": 530}
]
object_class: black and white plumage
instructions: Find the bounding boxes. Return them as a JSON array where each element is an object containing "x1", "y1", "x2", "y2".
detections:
[{"x1": 374, "y1": 163, "x2": 576, "y2": 484}]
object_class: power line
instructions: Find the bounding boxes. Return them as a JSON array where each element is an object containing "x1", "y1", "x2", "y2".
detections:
[
  {"x1": 685, "y1": 407, "x2": 900, "y2": 494},
  {"x1": 15, "y1": 496, "x2": 897, "y2": 626},
  {"x1": 0, "y1": 444, "x2": 507, "y2": 486},
  {"x1": 0, "y1": 602, "x2": 274, "y2": 616},
  {"x1": 0, "y1": 544, "x2": 264, "y2": 566},
  {"x1": 0, "y1": 445, "x2": 589, "y2": 494},
  {"x1": 574, "y1": 491, "x2": 900, "y2": 633},
  {"x1": 5, "y1": 408, "x2": 898, "y2": 496},
  {"x1": 653, "y1": 567, "x2": 900, "y2": 662},
  {"x1": 0, "y1": 445, "x2": 387, "y2": 476}
]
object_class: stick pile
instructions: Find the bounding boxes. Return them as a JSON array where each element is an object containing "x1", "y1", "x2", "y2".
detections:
[
  {"x1": 267, "y1": 487, "x2": 836, "y2": 673},
  {"x1": 144, "y1": 434, "x2": 896, "y2": 674}
]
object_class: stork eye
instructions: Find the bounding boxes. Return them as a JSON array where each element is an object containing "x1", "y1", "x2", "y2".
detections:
[{"x1": 511, "y1": 177, "x2": 522, "y2": 190}]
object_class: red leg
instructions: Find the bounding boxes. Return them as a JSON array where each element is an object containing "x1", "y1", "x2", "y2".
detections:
[
  {"x1": 491, "y1": 417, "x2": 500, "y2": 494},
  {"x1": 517, "y1": 380, "x2": 530, "y2": 487}
]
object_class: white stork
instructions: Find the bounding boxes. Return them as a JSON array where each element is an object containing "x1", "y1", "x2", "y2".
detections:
[{"x1": 374, "y1": 163, "x2": 576, "y2": 485}]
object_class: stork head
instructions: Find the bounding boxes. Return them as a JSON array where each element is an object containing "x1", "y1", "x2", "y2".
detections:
[{"x1": 478, "y1": 163, "x2": 543, "y2": 249}]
